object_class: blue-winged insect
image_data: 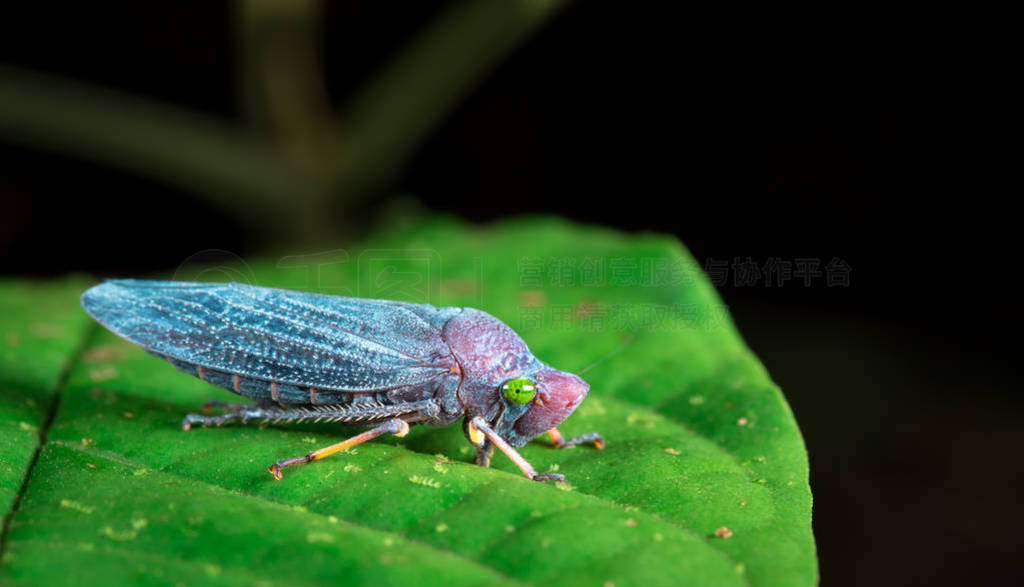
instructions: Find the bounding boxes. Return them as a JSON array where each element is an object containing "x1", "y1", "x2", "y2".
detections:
[{"x1": 81, "y1": 280, "x2": 604, "y2": 481}]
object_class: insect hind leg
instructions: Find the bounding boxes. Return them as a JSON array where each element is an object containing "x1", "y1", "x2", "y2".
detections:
[
  {"x1": 181, "y1": 399, "x2": 441, "y2": 431},
  {"x1": 182, "y1": 404, "x2": 282, "y2": 430},
  {"x1": 201, "y1": 399, "x2": 253, "y2": 412}
]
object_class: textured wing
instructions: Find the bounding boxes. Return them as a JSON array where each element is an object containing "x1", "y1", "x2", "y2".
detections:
[{"x1": 81, "y1": 279, "x2": 462, "y2": 393}]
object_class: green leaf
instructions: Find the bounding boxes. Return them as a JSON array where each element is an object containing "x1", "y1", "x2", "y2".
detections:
[
  {"x1": 0, "y1": 218, "x2": 816, "y2": 585},
  {"x1": 0, "y1": 278, "x2": 95, "y2": 521}
]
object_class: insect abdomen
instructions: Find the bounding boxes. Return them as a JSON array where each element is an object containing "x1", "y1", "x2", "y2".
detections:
[{"x1": 161, "y1": 355, "x2": 354, "y2": 406}]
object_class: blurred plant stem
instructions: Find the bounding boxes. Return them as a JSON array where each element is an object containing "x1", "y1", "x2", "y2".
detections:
[
  {"x1": 322, "y1": 0, "x2": 570, "y2": 217},
  {"x1": 0, "y1": 0, "x2": 570, "y2": 246},
  {"x1": 236, "y1": 0, "x2": 336, "y2": 177},
  {"x1": 0, "y1": 65, "x2": 295, "y2": 229}
]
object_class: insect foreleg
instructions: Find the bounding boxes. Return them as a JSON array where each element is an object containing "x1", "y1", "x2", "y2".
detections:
[
  {"x1": 547, "y1": 428, "x2": 605, "y2": 450},
  {"x1": 467, "y1": 416, "x2": 564, "y2": 483},
  {"x1": 461, "y1": 417, "x2": 495, "y2": 467},
  {"x1": 269, "y1": 418, "x2": 409, "y2": 480},
  {"x1": 475, "y1": 440, "x2": 495, "y2": 467}
]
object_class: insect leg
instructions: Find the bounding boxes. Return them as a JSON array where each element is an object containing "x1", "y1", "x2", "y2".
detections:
[
  {"x1": 461, "y1": 417, "x2": 495, "y2": 467},
  {"x1": 201, "y1": 399, "x2": 252, "y2": 412},
  {"x1": 182, "y1": 399, "x2": 440, "y2": 430},
  {"x1": 181, "y1": 405, "x2": 271, "y2": 430},
  {"x1": 474, "y1": 441, "x2": 495, "y2": 467},
  {"x1": 268, "y1": 418, "x2": 409, "y2": 480},
  {"x1": 181, "y1": 411, "x2": 243, "y2": 429},
  {"x1": 547, "y1": 428, "x2": 605, "y2": 450},
  {"x1": 468, "y1": 416, "x2": 564, "y2": 483}
]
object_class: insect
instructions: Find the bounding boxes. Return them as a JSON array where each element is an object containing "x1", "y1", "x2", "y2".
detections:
[{"x1": 81, "y1": 279, "x2": 603, "y2": 481}]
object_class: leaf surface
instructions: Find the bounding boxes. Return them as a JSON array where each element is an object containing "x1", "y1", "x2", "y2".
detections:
[
  {"x1": 0, "y1": 278, "x2": 95, "y2": 520},
  {"x1": 0, "y1": 219, "x2": 816, "y2": 585}
]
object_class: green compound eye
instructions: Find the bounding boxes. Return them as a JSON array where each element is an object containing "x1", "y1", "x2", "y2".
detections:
[{"x1": 501, "y1": 378, "x2": 536, "y2": 405}]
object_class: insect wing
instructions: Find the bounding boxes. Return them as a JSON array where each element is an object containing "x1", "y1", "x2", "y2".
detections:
[{"x1": 81, "y1": 280, "x2": 460, "y2": 393}]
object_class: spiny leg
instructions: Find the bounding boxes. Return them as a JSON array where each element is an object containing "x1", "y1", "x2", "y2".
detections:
[
  {"x1": 547, "y1": 427, "x2": 605, "y2": 450},
  {"x1": 468, "y1": 417, "x2": 564, "y2": 483},
  {"x1": 182, "y1": 410, "x2": 242, "y2": 430},
  {"x1": 182, "y1": 399, "x2": 439, "y2": 431},
  {"x1": 201, "y1": 399, "x2": 253, "y2": 413},
  {"x1": 182, "y1": 404, "x2": 273, "y2": 430},
  {"x1": 268, "y1": 418, "x2": 409, "y2": 480}
]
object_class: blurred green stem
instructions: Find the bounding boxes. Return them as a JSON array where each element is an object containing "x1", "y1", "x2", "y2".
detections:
[
  {"x1": 0, "y1": 65, "x2": 294, "y2": 230},
  {"x1": 236, "y1": 0, "x2": 337, "y2": 177},
  {"x1": 324, "y1": 0, "x2": 570, "y2": 204},
  {"x1": 0, "y1": 0, "x2": 570, "y2": 244}
]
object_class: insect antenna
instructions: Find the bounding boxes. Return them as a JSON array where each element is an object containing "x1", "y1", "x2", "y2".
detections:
[{"x1": 575, "y1": 334, "x2": 635, "y2": 376}]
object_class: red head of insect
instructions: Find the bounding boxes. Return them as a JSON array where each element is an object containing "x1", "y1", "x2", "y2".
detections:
[
  {"x1": 443, "y1": 309, "x2": 591, "y2": 447},
  {"x1": 509, "y1": 368, "x2": 589, "y2": 441}
]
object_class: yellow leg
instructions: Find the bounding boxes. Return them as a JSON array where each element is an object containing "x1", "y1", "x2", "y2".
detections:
[
  {"x1": 268, "y1": 418, "x2": 409, "y2": 480},
  {"x1": 469, "y1": 417, "x2": 564, "y2": 483}
]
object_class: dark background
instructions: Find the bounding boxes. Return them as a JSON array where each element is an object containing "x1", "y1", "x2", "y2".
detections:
[{"x1": 1, "y1": 3, "x2": 1017, "y2": 585}]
